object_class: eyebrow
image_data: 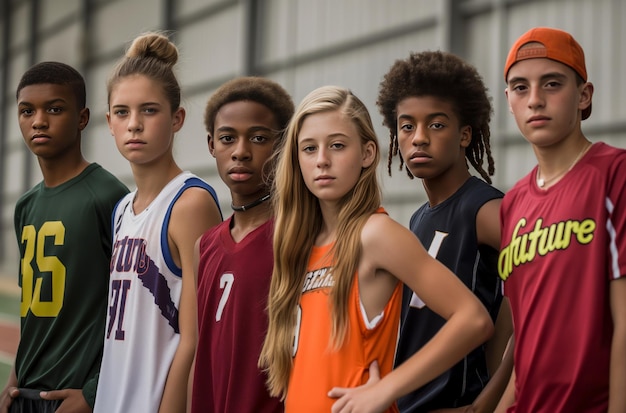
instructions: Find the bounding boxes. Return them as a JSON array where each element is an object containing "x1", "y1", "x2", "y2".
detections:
[
  {"x1": 298, "y1": 132, "x2": 350, "y2": 142},
  {"x1": 398, "y1": 112, "x2": 450, "y2": 120},
  {"x1": 508, "y1": 71, "x2": 569, "y2": 85},
  {"x1": 216, "y1": 125, "x2": 274, "y2": 133},
  {"x1": 18, "y1": 97, "x2": 66, "y2": 106},
  {"x1": 111, "y1": 101, "x2": 162, "y2": 110}
]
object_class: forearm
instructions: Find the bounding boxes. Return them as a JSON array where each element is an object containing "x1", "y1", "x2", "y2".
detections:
[
  {"x1": 471, "y1": 335, "x2": 514, "y2": 413},
  {"x1": 493, "y1": 368, "x2": 515, "y2": 413},
  {"x1": 484, "y1": 299, "x2": 513, "y2": 376},
  {"x1": 608, "y1": 331, "x2": 626, "y2": 413},
  {"x1": 608, "y1": 310, "x2": 626, "y2": 411},
  {"x1": 1, "y1": 367, "x2": 17, "y2": 413},
  {"x1": 608, "y1": 278, "x2": 626, "y2": 413},
  {"x1": 186, "y1": 354, "x2": 196, "y2": 413},
  {"x1": 159, "y1": 339, "x2": 196, "y2": 413},
  {"x1": 379, "y1": 306, "x2": 493, "y2": 404}
]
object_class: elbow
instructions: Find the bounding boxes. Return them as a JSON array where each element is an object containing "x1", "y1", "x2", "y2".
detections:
[{"x1": 475, "y1": 306, "x2": 495, "y2": 344}]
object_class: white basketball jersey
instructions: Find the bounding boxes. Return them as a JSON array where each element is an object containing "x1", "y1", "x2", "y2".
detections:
[{"x1": 94, "y1": 172, "x2": 219, "y2": 413}]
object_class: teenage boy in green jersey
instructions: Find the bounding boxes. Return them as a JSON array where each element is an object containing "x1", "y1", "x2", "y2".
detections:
[{"x1": 0, "y1": 61, "x2": 129, "y2": 413}]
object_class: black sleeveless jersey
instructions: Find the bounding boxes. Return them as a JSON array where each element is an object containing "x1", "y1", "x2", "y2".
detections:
[{"x1": 396, "y1": 176, "x2": 504, "y2": 412}]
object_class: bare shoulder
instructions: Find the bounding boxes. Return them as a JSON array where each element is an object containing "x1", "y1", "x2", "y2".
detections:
[
  {"x1": 174, "y1": 186, "x2": 218, "y2": 212},
  {"x1": 476, "y1": 197, "x2": 502, "y2": 250},
  {"x1": 172, "y1": 187, "x2": 221, "y2": 221},
  {"x1": 169, "y1": 186, "x2": 222, "y2": 240},
  {"x1": 361, "y1": 212, "x2": 422, "y2": 259}
]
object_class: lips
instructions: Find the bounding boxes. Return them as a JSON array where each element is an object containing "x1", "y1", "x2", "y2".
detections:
[
  {"x1": 408, "y1": 152, "x2": 431, "y2": 164},
  {"x1": 228, "y1": 166, "x2": 253, "y2": 181},
  {"x1": 31, "y1": 134, "x2": 51, "y2": 143},
  {"x1": 126, "y1": 139, "x2": 145, "y2": 145},
  {"x1": 314, "y1": 175, "x2": 335, "y2": 186},
  {"x1": 527, "y1": 115, "x2": 550, "y2": 124},
  {"x1": 124, "y1": 139, "x2": 146, "y2": 150}
]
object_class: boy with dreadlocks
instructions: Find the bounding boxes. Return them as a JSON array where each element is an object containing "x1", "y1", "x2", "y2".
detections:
[{"x1": 377, "y1": 50, "x2": 513, "y2": 413}]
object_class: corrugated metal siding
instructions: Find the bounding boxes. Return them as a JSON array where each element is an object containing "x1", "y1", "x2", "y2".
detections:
[{"x1": 0, "y1": 0, "x2": 625, "y2": 273}]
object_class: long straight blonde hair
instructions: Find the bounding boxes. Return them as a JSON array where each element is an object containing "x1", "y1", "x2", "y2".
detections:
[{"x1": 258, "y1": 86, "x2": 382, "y2": 398}]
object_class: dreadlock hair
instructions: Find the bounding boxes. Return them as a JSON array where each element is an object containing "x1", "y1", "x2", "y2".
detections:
[
  {"x1": 17, "y1": 61, "x2": 87, "y2": 109},
  {"x1": 376, "y1": 50, "x2": 495, "y2": 183}
]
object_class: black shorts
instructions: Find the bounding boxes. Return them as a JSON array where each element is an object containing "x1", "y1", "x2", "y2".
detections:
[{"x1": 9, "y1": 389, "x2": 61, "y2": 413}]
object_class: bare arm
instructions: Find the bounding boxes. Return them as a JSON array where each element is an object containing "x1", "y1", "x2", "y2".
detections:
[
  {"x1": 457, "y1": 197, "x2": 513, "y2": 412},
  {"x1": 471, "y1": 331, "x2": 514, "y2": 413},
  {"x1": 475, "y1": 199, "x2": 509, "y2": 369},
  {"x1": 159, "y1": 188, "x2": 221, "y2": 413},
  {"x1": 484, "y1": 299, "x2": 512, "y2": 377},
  {"x1": 609, "y1": 277, "x2": 626, "y2": 413},
  {"x1": 0, "y1": 366, "x2": 17, "y2": 413},
  {"x1": 330, "y1": 215, "x2": 494, "y2": 413},
  {"x1": 493, "y1": 335, "x2": 516, "y2": 413},
  {"x1": 186, "y1": 237, "x2": 202, "y2": 413}
]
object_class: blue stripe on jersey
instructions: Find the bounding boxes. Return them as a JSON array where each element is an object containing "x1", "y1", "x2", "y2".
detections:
[{"x1": 160, "y1": 177, "x2": 221, "y2": 277}]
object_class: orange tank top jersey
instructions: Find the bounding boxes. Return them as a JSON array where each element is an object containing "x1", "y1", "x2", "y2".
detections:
[{"x1": 285, "y1": 212, "x2": 402, "y2": 412}]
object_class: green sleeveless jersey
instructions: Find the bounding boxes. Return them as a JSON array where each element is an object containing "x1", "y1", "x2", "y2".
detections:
[{"x1": 13, "y1": 163, "x2": 128, "y2": 406}]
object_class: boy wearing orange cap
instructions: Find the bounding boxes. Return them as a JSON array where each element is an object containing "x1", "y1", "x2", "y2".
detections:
[{"x1": 497, "y1": 27, "x2": 626, "y2": 412}]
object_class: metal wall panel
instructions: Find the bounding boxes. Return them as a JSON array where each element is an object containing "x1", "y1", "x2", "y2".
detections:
[
  {"x1": 176, "y1": 6, "x2": 245, "y2": 86},
  {"x1": 177, "y1": 0, "x2": 233, "y2": 18},
  {"x1": 8, "y1": 3, "x2": 29, "y2": 49},
  {"x1": 2, "y1": 0, "x2": 626, "y2": 274},
  {"x1": 40, "y1": 0, "x2": 81, "y2": 30},
  {"x1": 91, "y1": 0, "x2": 162, "y2": 58},
  {"x1": 38, "y1": 24, "x2": 83, "y2": 66}
]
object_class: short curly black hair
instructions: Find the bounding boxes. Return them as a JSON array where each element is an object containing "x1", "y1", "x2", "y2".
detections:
[
  {"x1": 17, "y1": 61, "x2": 86, "y2": 109},
  {"x1": 204, "y1": 76, "x2": 294, "y2": 138},
  {"x1": 377, "y1": 50, "x2": 495, "y2": 183}
]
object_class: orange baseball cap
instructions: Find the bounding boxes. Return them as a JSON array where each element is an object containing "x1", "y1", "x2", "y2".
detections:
[{"x1": 504, "y1": 27, "x2": 591, "y2": 120}]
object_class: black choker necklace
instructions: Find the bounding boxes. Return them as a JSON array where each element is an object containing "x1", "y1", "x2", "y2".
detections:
[{"x1": 231, "y1": 193, "x2": 271, "y2": 212}]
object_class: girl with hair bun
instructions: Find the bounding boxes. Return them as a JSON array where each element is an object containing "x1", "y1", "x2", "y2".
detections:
[{"x1": 93, "y1": 32, "x2": 222, "y2": 413}]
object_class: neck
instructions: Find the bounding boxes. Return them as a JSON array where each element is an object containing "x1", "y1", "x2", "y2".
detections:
[
  {"x1": 39, "y1": 155, "x2": 89, "y2": 188},
  {"x1": 422, "y1": 167, "x2": 471, "y2": 207},
  {"x1": 231, "y1": 193, "x2": 271, "y2": 212},
  {"x1": 536, "y1": 140, "x2": 591, "y2": 188}
]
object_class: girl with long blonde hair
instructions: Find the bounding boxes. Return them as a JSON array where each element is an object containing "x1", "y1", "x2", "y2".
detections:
[{"x1": 259, "y1": 85, "x2": 494, "y2": 413}]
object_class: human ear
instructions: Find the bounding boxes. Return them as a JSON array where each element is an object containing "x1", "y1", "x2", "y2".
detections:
[
  {"x1": 78, "y1": 108, "x2": 90, "y2": 131},
  {"x1": 361, "y1": 140, "x2": 376, "y2": 168},
  {"x1": 106, "y1": 112, "x2": 114, "y2": 136},
  {"x1": 460, "y1": 125, "x2": 472, "y2": 148},
  {"x1": 504, "y1": 88, "x2": 513, "y2": 113},
  {"x1": 579, "y1": 82, "x2": 593, "y2": 114},
  {"x1": 172, "y1": 107, "x2": 186, "y2": 132},
  {"x1": 208, "y1": 134, "x2": 216, "y2": 157}
]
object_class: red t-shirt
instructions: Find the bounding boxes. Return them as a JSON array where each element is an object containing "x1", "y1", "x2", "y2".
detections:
[{"x1": 499, "y1": 143, "x2": 626, "y2": 412}]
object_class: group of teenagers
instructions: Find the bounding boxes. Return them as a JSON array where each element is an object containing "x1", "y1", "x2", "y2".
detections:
[{"x1": 0, "y1": 25, "x2": 624, "y2": 413}]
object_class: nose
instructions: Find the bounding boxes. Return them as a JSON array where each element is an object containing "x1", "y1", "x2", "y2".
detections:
[
  {"x1": 127, "y1": 112, "x2": 143, "y2": 132},
  {"x1": 232, "y1": 138, "x2": 251, "y2": 161},
  {"x1": 527, "y1": 85, "x2": 545, "y2": 110},
  {"x1": 411, "y1": 124, "x2": 428, "y2": 147},
  {"x1": 316, "y1": 147, "x2": 330, "y2": 168},
  {"x1": 32, "y1": 111, "x2": 48, "y2": 130}
]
